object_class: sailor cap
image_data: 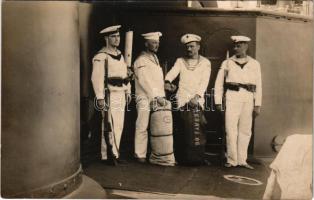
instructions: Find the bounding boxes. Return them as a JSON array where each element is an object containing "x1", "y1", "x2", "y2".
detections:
[
  {"x1": 231, "y1": 35, "x2": 251, "y2": 43},
  {"x1": 100, "y1": 25, "x2": 121, "y2": 35},
  {"x1": 181, "y1": 34, "x2": 201, "y2": 44},
  {"x1": 141, "y1": 32, "x2": 162, "y2": 41}
]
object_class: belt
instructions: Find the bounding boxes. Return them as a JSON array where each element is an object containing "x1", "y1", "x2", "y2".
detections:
[
  {"x1": 107, "y1": 77, "x2": 130, "y2": 87},
  {"x1": 225, "y1": 82, "x2": 256, "y2": 93}
]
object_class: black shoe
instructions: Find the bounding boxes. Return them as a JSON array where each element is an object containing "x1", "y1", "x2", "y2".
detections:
[
  {"x1": 224, "y1": 163, "x2": 233, "y2": 168},
  {"x1": 98, "y1": 159, "x2": 108, "y2": 164},
  {"x1": 117, "y1": 158, "x2": 128, "y2": 165},
  {"x1": 106, "y1": 158, "x2": 118, "y2": 166},
  {"x1": 137, "y1": 158, "x2": 146, "y2": 163}
]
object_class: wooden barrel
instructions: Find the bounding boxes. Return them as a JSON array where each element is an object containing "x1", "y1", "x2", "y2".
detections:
[{"x1": 149, "y1": 102, "x2": 175, "y2": 166}]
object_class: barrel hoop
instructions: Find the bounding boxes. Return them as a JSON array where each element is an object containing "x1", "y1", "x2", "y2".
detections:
[
  {"x1": 7, "y1": 165, "x2": 83, "y2": 198},
  {"x1": 150, "y1": 133, "x2": 173, "y2": 137},
  {"x1": 152, "y1": 152, "x2": 174, "y2": 157},
  {"x1": 150, "y1": 108, "x2": 171, "y2": 113}
]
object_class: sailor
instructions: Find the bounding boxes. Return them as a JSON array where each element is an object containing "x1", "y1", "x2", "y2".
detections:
[
  {"x1": 133, "y1": 32, "x2": 167, "y2": 163},
  {"x1": 165, "y1": 33, "x2": 211, "y2": 110},
  {"x1": 91, "y1": 25, "x2": 131, "y2": 164},
  {"x1": 164, "y1": 34, "x2": 211, "y2": 165},
  {"x1": 214, "y1": 35, "x2": 262, "y2": 169}
]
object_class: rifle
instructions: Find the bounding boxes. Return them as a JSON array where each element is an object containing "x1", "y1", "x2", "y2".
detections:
[
  {"x1": 103, "y1": 57, "x2": 118, "y2": 166},
  {"x1": 125, "y1": 30, "x2": 134, "y2": 81}
]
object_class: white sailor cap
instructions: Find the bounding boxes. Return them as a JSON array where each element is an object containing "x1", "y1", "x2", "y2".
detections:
[
  {"x1": 141, "y1": 32, "x2": 162, "y2": 41},
  {"x1": 181, "y1": 34, "x2": 201, "y2": 44},
  {"x1": 100, "y1": 25, "x2": 121, "y2": 35},
  {"x1": 231, "y1": 35, "x2": 251, "y2": 43}
]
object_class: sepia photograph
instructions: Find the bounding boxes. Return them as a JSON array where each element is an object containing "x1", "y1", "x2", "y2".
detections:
[{"x1": 1, "y1": 0, "x2": 313, "y2": 199}]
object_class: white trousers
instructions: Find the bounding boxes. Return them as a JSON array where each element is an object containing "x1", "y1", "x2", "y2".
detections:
[
  {"x1": 225, "y1": 100, "x2": 254, "y2": 166},
  {"x1": 134, "y1": 97, "x2": 150, "y2": 158},
  {"x1": 101, "y1": 91, "x2": 126, "y2": 159}
]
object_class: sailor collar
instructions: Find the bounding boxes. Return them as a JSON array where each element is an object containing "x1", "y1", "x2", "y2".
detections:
[
  {"x1": 99, "y1": 48, "x2": 122, "y2": 61},
  {"x1": 182, "y1": 55, "x2": 206, "y2": 71},
  {"x1": 230, "y1": 55, "x2": 252, "y2": 69},
  {"x1": 140, "y1": 51, "x2": 160, "y2": 66}
]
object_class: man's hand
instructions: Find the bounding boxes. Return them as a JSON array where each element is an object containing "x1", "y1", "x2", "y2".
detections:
[
  {"x1": 253, "y1": 106, "x2": 261, "y2": 117},
  {"x1": 189, "y1": 95, "x2": 200, "y2": 108},
  {"x1": 97, "y1": 99, "x2": 105, "y2": 108},
  {"x1": 216, "y1": 104, "x2": 223, "y2": 112},
  {"x1": 96, "y1": 99, "x2": 108, "y2": 114},
  {"x1": 156, "y1": 97, "x2": 167, "y2": 107},
  {"x1": 126, "y1": 93, "x2": 132, "y2": 105},
  {"x1": 127, "y1": 68, "x2": 134, "y2": 80},
  {"x1": 165, "y1": 82, "x2": 177, "y2": 92},
  {"x1": 164, "y1": 82, "x2": 172, "y2": 91}
]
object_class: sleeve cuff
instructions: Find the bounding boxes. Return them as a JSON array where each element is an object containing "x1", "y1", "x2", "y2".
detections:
[
  {"x1": 150, "y1": 92, "x2": 165, "y2": 100},
  {"x1": 96, "y1": 94, "x2": 104, "y2": 99},
  {"x1": 255, "y1": 102, "x2": 262, "y2": 106},
  {"x1": 196, "y1": 91, "x2": 204, "y2": 97},
  {"x1": 215, "y1": 98, "x2": 222, "y2": 105}
]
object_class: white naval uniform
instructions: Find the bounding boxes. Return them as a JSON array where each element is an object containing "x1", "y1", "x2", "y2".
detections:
[
  {"x1": 91, "y1": 48, "x2": 131, "y2": 160},
  {"x1": 133, "y1": 51, "x2": 165, "y2": 158},
  {"x1": 165, "y1": 56, "x2": 211, "y2": 108},
  {"x1": 214, "y1": 55, "x2": 262, "y2": 166}
]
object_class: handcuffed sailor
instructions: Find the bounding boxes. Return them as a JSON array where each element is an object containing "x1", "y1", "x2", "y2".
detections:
[
  {"x1": 133, "y1": 32, "x2": 167, "y2": 163},
  {"x1": 214, "y1": 35, "x2": 262, "y2": 169},
  {"x1": 165, "y1": 34, "x2": 211, "y2": 165},
  {"x1": 91, "y1": 25, "x2": 131, "y2": 164}
]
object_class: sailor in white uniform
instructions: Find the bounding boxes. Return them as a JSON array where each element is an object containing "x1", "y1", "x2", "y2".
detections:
[
  {"x1": 214, "y1": 35, "x2": 262, "y2": 169},
  {"x1": 165, "y1": 34, "x2": 211, "y2": 109},
  {"x1": 133, "y1": 32, "x2": 167, "y2": 163},
  {"x1": 91, "y1": 25, "x2": 131, "y2": 163}
]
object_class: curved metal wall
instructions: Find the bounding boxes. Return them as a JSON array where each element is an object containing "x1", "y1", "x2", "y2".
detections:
[{"x1": 2, "y1": 2, "x2": 81, "y2": 197}]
